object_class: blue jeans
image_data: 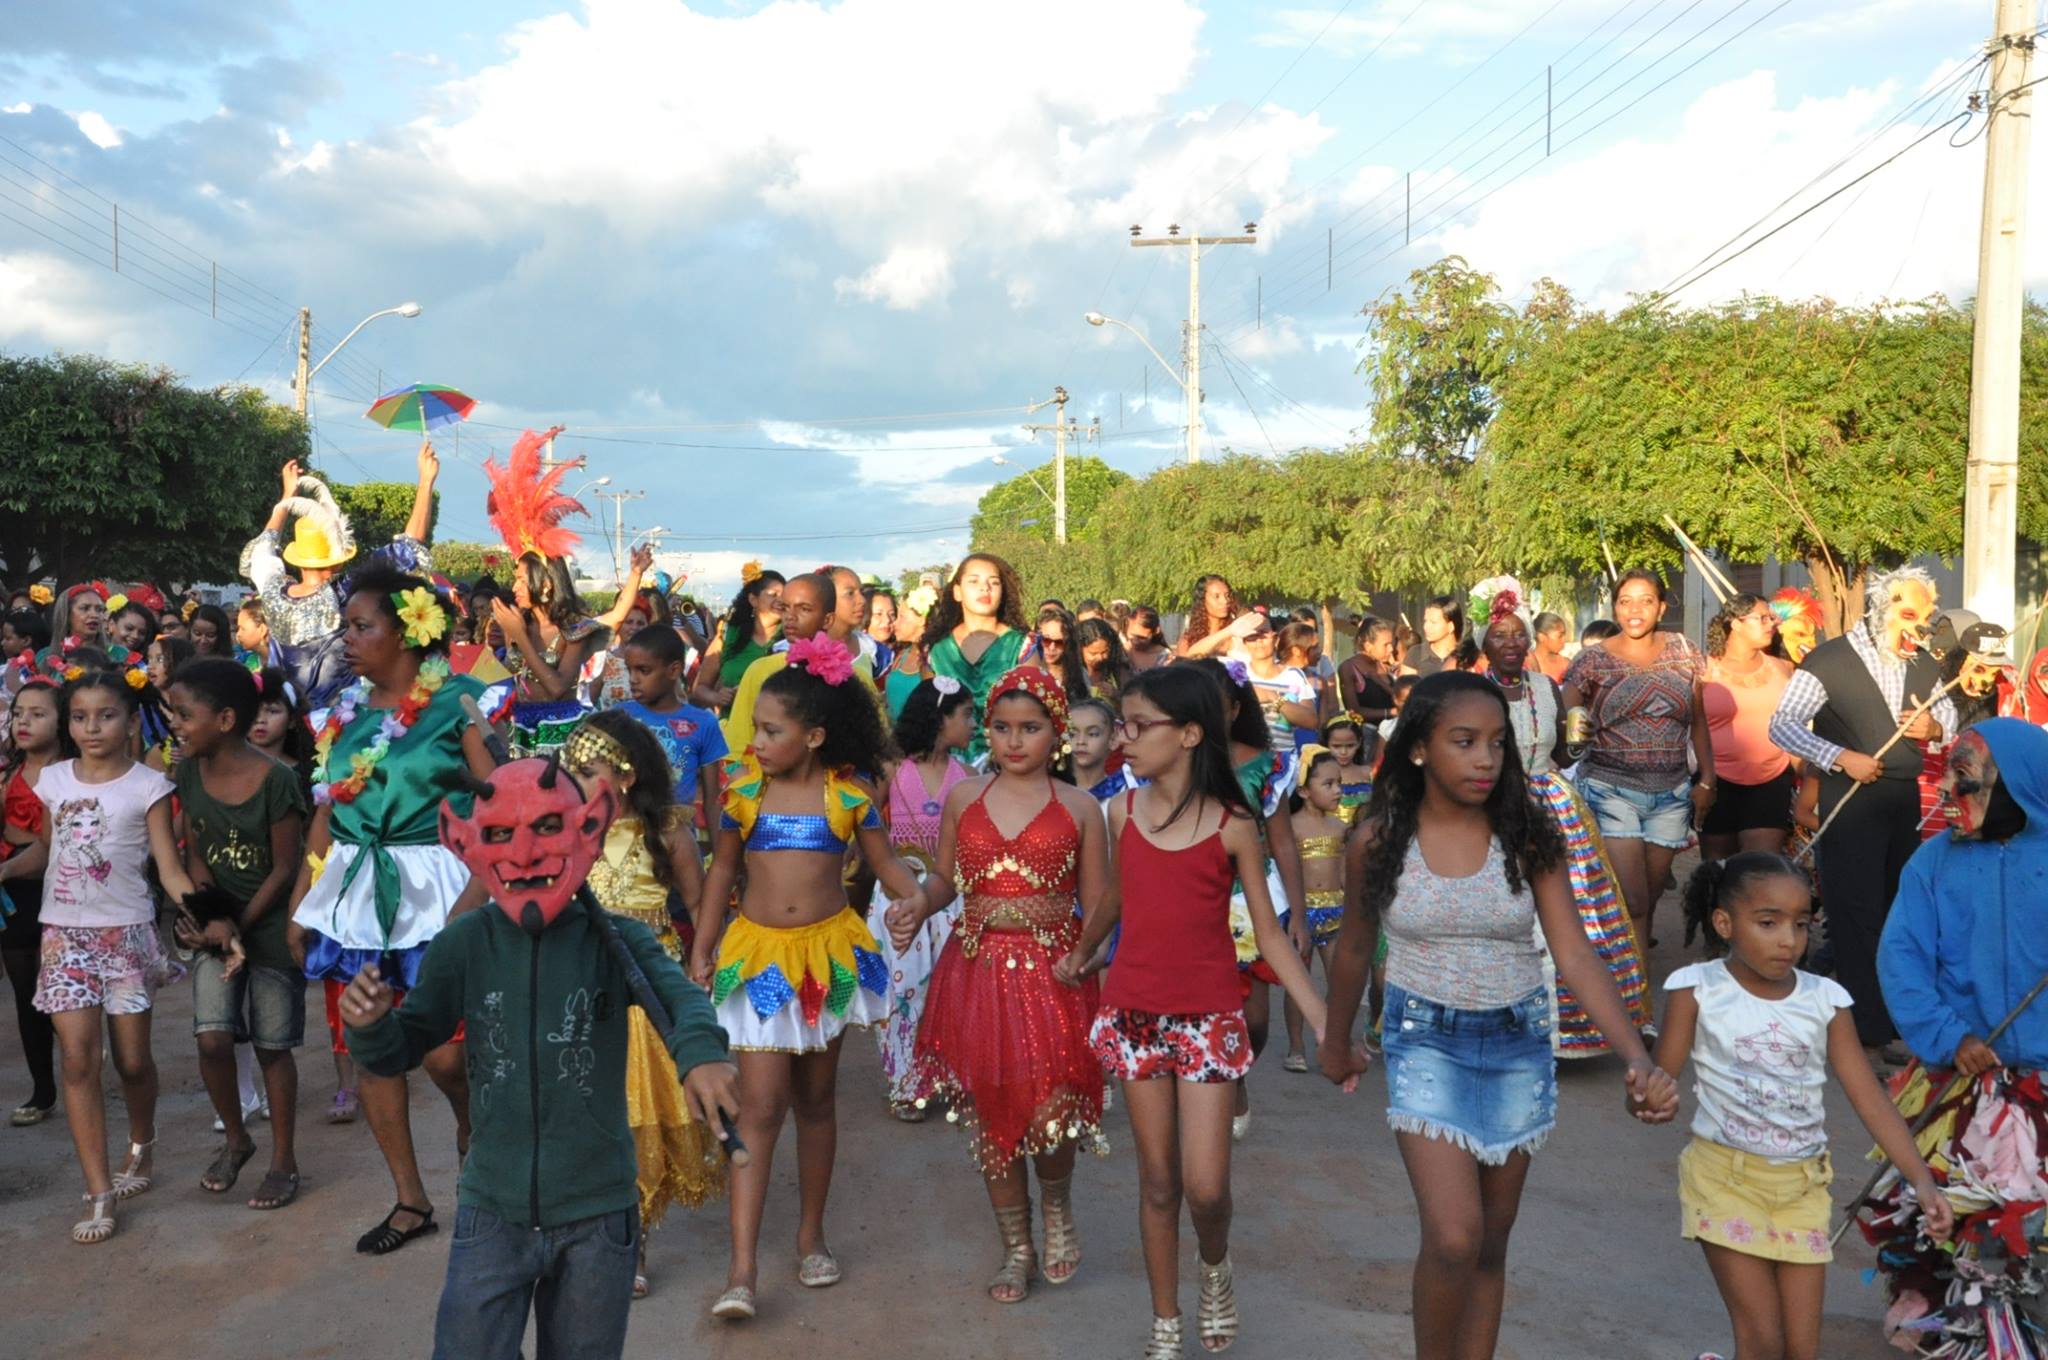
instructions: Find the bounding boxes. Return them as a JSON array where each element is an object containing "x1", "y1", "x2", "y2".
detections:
[
  {"x1": 1382, "y1": 983, "x2": 1557, "y2": 1165},
  {"x1": 432, "y1": 1204, "x2": 639, "y2": 1360}
]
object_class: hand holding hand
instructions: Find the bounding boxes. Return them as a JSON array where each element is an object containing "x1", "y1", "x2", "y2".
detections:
[
  {"x1": 687, "y1": 950, "x2": 714, "y2": 991},
  {"x1": 1317, "y1": 1030, "x2": 1372, "y2": 1090},
  {"x1": 221, "y1": 934, "x2": 247, "y2": 980},
  {"x1": 883, "y1": 897, "x2": 924, "y2": 953},
  {"x1": 339, "y1": 964, "x2": 394, "y2": 1029},
  {"x1": 1625, "y1": 1060, "x2": 1680, "y2": 1123},
  {"x1": 1052, "y1": 948, "x2": 1087, "y2": 988},
  {"x1": 1954, "y1": 1034, "x2": 1999, "y2": 1078}
]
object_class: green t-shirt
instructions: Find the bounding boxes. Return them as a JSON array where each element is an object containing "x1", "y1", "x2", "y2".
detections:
[{"x1": 175, "y1": 756, "x2": 308, "y2": 972}]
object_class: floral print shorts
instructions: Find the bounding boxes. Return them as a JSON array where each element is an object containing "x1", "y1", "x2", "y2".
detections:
[
  {"x1": 1089, "y1": 1007, "x2": 1253, "y2": 1084},
  {"x1": 1679, "y1": 1136, "x2": 1834, "y2": 1263},
  {"x1": 35, "y1": 922, "x2": 179, "y2": 1016}
]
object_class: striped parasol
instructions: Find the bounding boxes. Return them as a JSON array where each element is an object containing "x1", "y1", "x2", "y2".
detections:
[{"x1": 364, "y1": 383, "x2": 476, "y2": 432}]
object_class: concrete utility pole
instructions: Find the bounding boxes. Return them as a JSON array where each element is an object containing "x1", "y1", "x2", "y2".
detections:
[
  {"x1": 1020, "y1": 386, "x2": 1100, "y2": 545},
  {"x1": 293, "y1": 308, "x2": 312, "y2": 417},
  {"x1": 1130, "y1": 223, "x2": 1257, "y2": 464},
  {"x1": 1963, "y1": 0, "x2": 2035, "y2": 625},
  {"x1": 594, "y1": 489, "x2": 644, "y2": 582}
]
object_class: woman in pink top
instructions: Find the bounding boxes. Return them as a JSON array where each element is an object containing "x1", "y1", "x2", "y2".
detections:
[{"x1": 1699, "y1": 595, "x2": 1796, "y2": 859}]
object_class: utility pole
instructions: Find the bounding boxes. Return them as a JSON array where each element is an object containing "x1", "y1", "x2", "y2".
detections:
[
  {"x1": 292, "y1": 307, "x2": 311, "y2": 417},
  {"x1": 1964, "y1": 0, "x2": 2035, "y2": 624},
  {"x1": 594, "y1": 489, "x2": 644, "y2": 583},
  {"x1": 1020, "y1": 386, "x2": 1099, "y2": 546},
  {"x1": 1130, "y1": 222, "x2": 1257, "y2": 464}
]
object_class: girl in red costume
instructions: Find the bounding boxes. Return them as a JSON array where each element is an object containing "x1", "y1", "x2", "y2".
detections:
[{"x1": 885, "y1": 665, "x2": 1109, "y2": 1305}]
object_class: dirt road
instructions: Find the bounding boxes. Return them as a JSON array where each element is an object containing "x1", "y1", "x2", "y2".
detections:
[{"x1": 3, "y1": 930, "x2": 1898, "y2": 1359}]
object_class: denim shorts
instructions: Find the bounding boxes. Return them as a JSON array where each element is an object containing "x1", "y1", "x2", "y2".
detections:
[
  {"x1": 1578, "y1": 775, "x2": 1694, "y2": 849},
  {"x1": 1382, "y1": 983, "x2": 1557, "y2": 1164},
  {"x1": 192, "y1": 956, "x2": 306, "y2": 1049}
]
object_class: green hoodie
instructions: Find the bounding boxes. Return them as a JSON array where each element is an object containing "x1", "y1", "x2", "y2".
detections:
[{"x1": 347, "y1": 903, "x2": 730, "y2": 1230}]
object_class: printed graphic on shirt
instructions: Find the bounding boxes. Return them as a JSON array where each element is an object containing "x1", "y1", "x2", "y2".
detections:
[
  {"x1": 1723, "y1": 1019, "x2": 1818, "y2": 1155},
  {"x1": 51, "y1": 797, "x2": 112, "y2": 906}
]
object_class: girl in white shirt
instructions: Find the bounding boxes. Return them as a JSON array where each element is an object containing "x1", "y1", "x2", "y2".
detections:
[{"x1": 1653, "y1": 853, "x2": 1952, "y2": 1360}]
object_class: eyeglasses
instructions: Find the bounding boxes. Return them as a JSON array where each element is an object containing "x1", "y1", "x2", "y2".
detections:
[
  {"x1": 1742, "y1": 612, "x2": 1777, "y2": 625},
  {"x1": 1115, "y1": 716, "x2": 1176, "y2": 739}
]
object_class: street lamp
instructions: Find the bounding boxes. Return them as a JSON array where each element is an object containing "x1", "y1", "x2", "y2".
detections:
[
  {"x1": 571, "y1": 475, "x2": 612, "y2": 502},
  {"x1": 1085, "y1": 309, "x2": 1199, "y2": 464},
  {"x1": 297, "y1": 301, "x2": 422, "y2": 415}
]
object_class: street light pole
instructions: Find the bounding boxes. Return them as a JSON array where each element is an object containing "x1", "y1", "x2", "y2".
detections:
[
  {"x1": 594, "y1": 489, "x2": 644, "y2": 582},
  {"x1": 1018, "y1": 386, "x2": 1098, "y2": 545},
  {"x1": 1127, "y1": 224, "x2": 1256, "y2": 464},
  {"x1": 294, "y1": 301, "x2": 422, "y2": 416}
]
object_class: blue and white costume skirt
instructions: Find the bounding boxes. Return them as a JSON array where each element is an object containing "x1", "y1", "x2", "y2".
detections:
[{"x1": 291, "y1": 841, "x2": 469, "y2": 987}]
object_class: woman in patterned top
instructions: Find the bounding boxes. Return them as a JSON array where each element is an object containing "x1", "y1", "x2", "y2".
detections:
[{"x1": 1561, "y1": 569, "x2": 1714, "y2": 945}]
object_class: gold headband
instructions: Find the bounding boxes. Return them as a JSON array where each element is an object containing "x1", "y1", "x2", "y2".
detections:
[{"x1": 563, "y1": 723, "x2": 634, "y2": 777}]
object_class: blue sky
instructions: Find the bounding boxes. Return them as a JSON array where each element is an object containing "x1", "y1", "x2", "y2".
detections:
[{"x1": 0, "y1": 0, "x2": 2025, "y2": 599}]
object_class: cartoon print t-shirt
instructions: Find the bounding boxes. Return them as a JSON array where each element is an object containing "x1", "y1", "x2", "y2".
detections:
[
  {"x1": 1665, "y1": 959, "x2": 1851, "y2": 1163},
  {"x1": 37, "y1": 760, "x2": 173, "y2": 929}
]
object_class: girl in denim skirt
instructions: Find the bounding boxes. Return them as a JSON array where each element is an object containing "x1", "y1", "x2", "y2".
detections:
[{"x1": 1321, "y1": 672, "x2": 1679, "y2": 1360}]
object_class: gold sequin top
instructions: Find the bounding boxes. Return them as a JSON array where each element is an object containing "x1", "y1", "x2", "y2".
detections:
[
  {"x1": 1299, "y1": 833, "x2": 1344, "y2": 865},
  {"x1": 586, "y1": 810, "x2": 692, "y2": 957}
]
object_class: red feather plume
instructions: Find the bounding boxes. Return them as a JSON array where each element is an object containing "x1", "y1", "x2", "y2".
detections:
[{"x1": 483, "y1": 426, "x2": 586, "y2": 560}]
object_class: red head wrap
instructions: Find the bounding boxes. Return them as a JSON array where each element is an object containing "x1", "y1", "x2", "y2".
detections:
[{"x1": 987, "y1": 664, "x2": 1069, "y2": 735}]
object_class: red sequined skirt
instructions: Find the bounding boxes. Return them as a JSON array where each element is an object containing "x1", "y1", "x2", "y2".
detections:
[{"x1": 911, "y1": 922, "x2": 1104, "y2": 1170}]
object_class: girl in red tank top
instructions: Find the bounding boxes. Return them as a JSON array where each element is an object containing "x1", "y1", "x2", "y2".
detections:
[
  {"x1": 882, "y1": 666, "x2": 1109, "y2": 1307},
  {"x1": 1057, "y1": 666, "x2": 1332, "y2": 1359}
]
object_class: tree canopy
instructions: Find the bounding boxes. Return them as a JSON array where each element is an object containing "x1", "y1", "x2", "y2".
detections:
[
  {"x1": 968, "y1": 454, "x2": 1133, "y2": 547},
  {"x1": 0, "y1": 351, "x2": 308, "y2": 586}
]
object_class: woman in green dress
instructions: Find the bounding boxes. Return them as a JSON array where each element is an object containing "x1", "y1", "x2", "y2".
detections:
[
  {"x1": 921, "y1": 554, "x2": 1036, "y2": 764},
  {"x1": 690, "y1": 568, "x2": 785, "y2": 716}
]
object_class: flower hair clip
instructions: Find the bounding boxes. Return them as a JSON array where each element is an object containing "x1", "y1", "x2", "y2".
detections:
[
  {"x1": 1222, "y1": 659, "x2": 1251, "y2": 687},
  {"x1": 904, "y1": 584, "x2": 938, "y2": 617},
  {"x1": 182, "y1": 601, "x2": 200, "y2": 622},
  {"x1": 741, "y1": 559, "x2": 763, "y2": 586},
  {"x1": 786, "y1": 634, "x2": 854, "y2": 686},
  {"x1": 396, "y1": 587, "x2": 450, "y2": 649},
  {"x1": 28, "y1": 584, "x2": 52, "y2": 606},
  {"x1": 931, "y1": 675, "x2": 963, "y2": 696}
]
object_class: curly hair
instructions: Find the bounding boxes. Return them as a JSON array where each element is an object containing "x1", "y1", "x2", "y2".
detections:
[
  {"x1": 344, "y1": 564, "x2": 455, "y2": 657},
  {"x1": 578, "y1": 709, "x2": 684, "y2": 888},
  {"x1": 722, "y1": 570, "x2": 786, "y2": 653},
  {"x1": 893, "y1": 678, "x2": 975, "y2": 760},
  {"x1": 1704, "y1": 593, "x2": 1768, "y2": 659},
  {"x1": 1357, "y1": 672, "x2": 1563, "y2": 925},
  {"x1": 920, "y1": 553, "x2": 1027, "y2": 649},
  {"x1": 1181, "y1": 574, "x2": 1243, "y2": 649},
  {"x1": 1681, "y1": 851, "x2": 1809, "y2": 955},
  {"x1": 760, "y1": 656, "x2": 898, "y2": 773}
]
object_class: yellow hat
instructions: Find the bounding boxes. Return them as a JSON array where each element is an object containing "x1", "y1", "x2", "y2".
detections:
[{"x1": 282, "y1": 514, "x2": 355, "y2": 569}]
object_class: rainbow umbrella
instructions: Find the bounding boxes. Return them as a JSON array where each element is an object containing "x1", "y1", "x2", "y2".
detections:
[{"x1": 365, "y1": 383, "x2": 476, "y2": 433}]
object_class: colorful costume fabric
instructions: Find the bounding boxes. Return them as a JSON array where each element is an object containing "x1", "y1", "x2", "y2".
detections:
[
  {"x1": 238, "y1": 529, "x2": 433, "y2": 711},
  {"x1": 912, "y1": 782, "x2": 1104, "y2": 1168},
  {"x1": 865, "y1": 757, "x2": 971, "y2": 1106},
  {"x1": 1300, "y1": 832, "x2": 1345, "y2": 947},
  {"x1": 507, "y1": 616, "x2": 609, "y2": 757},
  {"x1": 927, "y1": 628, "x2": 1033, "y2": 764},
  {"x1": 710, "y1": 753, "x2": 889, "y2": 1051},
  {"x1": 586, "y1": 810, "x2": 725, "y2": 1224},
  {"x1": 1227, "y1": 748, "x2": 1298, "y2": 976},
  {"x1": 291, "y1": 673, "x2": 511, "y2": 986}
]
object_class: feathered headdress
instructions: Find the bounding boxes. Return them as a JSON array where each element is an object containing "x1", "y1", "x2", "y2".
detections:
[{"x1": 484, "y1": 426, "x2": 585, "y2": 560}]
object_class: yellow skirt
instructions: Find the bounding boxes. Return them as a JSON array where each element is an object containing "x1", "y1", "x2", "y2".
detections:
[
  {"x1": 1678, "y1": 1136, "x2": 1834, "y2": 1263},
  {"x1": 625, "y1": 1005, "x2": 727, "y2": 1227},
  {"x1": 710, "y1": 907, "x2": 890, "y2": 1051}
]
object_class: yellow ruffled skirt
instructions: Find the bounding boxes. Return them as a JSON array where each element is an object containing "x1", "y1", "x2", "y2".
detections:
[{"x1": 620, "y1": 921, "x2": 727, "y2": 1227}]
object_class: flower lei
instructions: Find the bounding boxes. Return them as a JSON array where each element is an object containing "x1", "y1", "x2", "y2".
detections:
[{"x1": 312, "y1": 657, "x2": 450, "y2": 806}]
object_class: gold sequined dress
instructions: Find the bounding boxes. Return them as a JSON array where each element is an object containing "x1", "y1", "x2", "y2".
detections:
[{"x1": 587, "y1": 810, "x2": 726, "y2": 1225}]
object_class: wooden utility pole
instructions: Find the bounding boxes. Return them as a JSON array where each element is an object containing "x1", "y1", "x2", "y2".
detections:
[
  {"x1": 1131, "y1": 223, "x2": 1256, "y2": 464},
  {"x1": 1963, "y1": 0, "x2": 2035, "y2": 624},
  {"x1": 292, "y1": 307, "x2": 311, "y2": 416}
]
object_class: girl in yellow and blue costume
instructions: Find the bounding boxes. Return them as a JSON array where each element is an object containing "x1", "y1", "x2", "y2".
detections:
[{"x1": 688, "y1": 636, "x2": 925, "y2": 1321}]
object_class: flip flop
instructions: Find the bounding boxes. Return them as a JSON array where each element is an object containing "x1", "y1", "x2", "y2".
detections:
[
  {"x1": 247, "y1": 1169, "x2": 300, "y2": 1210},
  {"x1": 201, "y1": 1139, "x2": 256, "y2": 1193},
  {"x1": 10, "y1": 1102, "x2": 52, "y2": 1127},
  {"x1": 798, "y1": 1250, "x2": 841, "y2": 1288},
  {"x1": 356, "y1": 1203, "x2": 437, "y2": 1254}
]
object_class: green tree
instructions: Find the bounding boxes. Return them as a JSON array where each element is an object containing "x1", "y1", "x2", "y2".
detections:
[
  {"x1": 894, "y1": 562, "x2": 954, "y2": 595},
  {"x1": 0, "y1": 352, "x2": 308, "y2": 585},
  {"x1": 331, "y1": 480, "x2": 440, "y2": 550},
  {"x1": 1357, "y1": 256, "x2": 1535, "y2": 464},
  {"x1": 968, "y1": 455, "x2": 1133, "y2": 546},
  {"x1": 429, "y1": 540, "x2": 510, "y2": 583}
]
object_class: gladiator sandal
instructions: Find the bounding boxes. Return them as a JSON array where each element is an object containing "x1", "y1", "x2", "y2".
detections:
[
  {"x1": 1040, "y1": 1173, "x2": 1081, "y2": 1284},
  {"x1": 1197, "y1": 1254, "x2": 1239, "y2": 1352},
  {"x1": 988, "y1": 1200, "x2": 1036, "y2": 1304},
  {"x1": 72, "y1": 1191, "x2": 117, "y2": 1245},
  {"x1": 1145, "y1": 1313, "x2": 1185, "y2": 1359},
  {"x1": 111, "y1": 1136, "x2": 156, "y2": 1199}
]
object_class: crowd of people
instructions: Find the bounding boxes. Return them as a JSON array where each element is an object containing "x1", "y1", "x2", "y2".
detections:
[{"x1": 1, "y1": 438, "x2": 2043, "y2": 1360}]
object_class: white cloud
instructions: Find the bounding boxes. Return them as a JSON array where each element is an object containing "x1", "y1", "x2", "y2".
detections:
[
  {"x1": 0, "y1": 250, "x2": 134, "y2": 347},
  {"x1": 74, "y1": 111, "x2": 121, "y2": 148},
  {"x1": 833, "y1": 244, "x2": 953, "y2": 310}
]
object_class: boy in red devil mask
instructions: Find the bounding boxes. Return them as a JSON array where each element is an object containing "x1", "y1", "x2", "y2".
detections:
[{"x1": 340, "y1": 756, "x2": 737, "y2": 1360}]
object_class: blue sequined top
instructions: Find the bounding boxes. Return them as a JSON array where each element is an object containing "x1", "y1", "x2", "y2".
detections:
[{"x1": 722, "y1": 806, "x2": 880, "y2": 853}]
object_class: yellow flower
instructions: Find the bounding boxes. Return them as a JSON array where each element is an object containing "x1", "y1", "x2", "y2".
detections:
[
  {"x1": 63, "y1": 665, "x2": 83, "y2": 680},
  {"x1": 396, "y1": 587, "x2": 448, "y2": 648},
  {"x1": 741, "y1": 560, "x2": 763, "y2": 585},
  {"x1": 125, "y1": 668, "x2": 147, "y2": 690},
  {"x1": 29, "y1": 584, "x2": 52, "y2": 606}
]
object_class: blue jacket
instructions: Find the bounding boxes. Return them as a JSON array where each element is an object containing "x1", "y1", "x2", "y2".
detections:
[{"x1": 1879, "y1": 718, "x2": 2048, "y2": 1068}]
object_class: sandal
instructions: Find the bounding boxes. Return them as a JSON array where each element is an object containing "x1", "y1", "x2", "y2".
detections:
[
  {"x1": 710, "y1": 1285, "x2": 756, "y2": 1320},
  {"x1": 72, "y1": 1190, "x2": 117, "y2": 1245},
  {"x1": 327, "y1": 1088, "x2": 359, "y2": 1124},
  {"x1": 355, "y1": 1202, "x2": 438, "y2": 1255},
  {"x1": 201, "y1": 1138, "x2": 257, "y2": 1193},
  {"x1": 1145, "y1": 1314, "x2": 1185, "y2": 1359},
  {"x1": 1197, "y1": 1254, "x2": 1239, "y2": 1353},
  {"x1": 989, "y1": 1200, "x2": 1035, "y2": 1304},
  {"x1": 797, "y1": 1249, "x2": 841, "y2": 1288},
  {"x1": 247, "y1": 1169, "x2": 300, "y2": 1210},
  {"x1": 1282, "y1": 1052, "x2": 1309, "y2": 1073},
  {"x1": 11, "y1": 1100, "x2": 52, "y2": 1127},
  {"x1": 111, "y1": 1137, "x2": 156, "y2": 1199},
  {"x1": 890, "y1": 1100, "x2": 929, "y2": 1123},
  {"x1": 632, "y1": 1241, "x2": 649, "y2": 1300},
  {"x1": 1040, "y1": 1175, "x2": 1080, "y2": 1285}
]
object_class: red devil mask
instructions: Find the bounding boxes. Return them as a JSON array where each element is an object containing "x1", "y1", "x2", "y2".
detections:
[{"x1": 439, "y1": 756, "x2": 616, "y2": 935}]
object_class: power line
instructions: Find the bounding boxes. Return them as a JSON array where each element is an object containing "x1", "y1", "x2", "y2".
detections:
[{"x1": 1207, "y1": 339, "x2": 1280, "y2": 458}]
